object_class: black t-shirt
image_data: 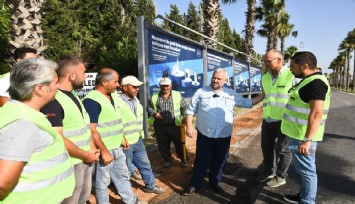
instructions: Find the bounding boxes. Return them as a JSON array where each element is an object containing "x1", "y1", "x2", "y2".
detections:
[
  {"x1": 82, "y1": 94, "x2": 115, "y2": 123},
  {"x1": 40, "y1": 90, "x2": 83, "y2": 127},
  {"x1": 298, "y1": 73, "x2": 328, "y2": 103}
]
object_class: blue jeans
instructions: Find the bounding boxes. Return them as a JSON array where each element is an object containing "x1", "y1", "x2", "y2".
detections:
[
  {"x1": 94, "y1": 147, "x2": 136, "y2": 204},
  {"x1": 123, "y1": 137, "x2": 156, "y2": 190},
  {"x1": 288, "y1": 137, "x2": 318, "y2": 204},
  {"x1": 191, "y1": 132, "x2": 230, "y2": 189},
  {"x1": 62, "y1": 162, "x2": 92, "y2": 204}
]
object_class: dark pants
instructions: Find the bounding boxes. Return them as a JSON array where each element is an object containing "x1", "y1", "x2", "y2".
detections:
[
  {"x1": 191, "y1": 131, "x2": 230, "y2": 189},
  {"x1": 261, "y1": 119, "x2": 292, "y2": 178},
  {"x1": 153, "y1": 122, "x2": 184, "y2": 163}
]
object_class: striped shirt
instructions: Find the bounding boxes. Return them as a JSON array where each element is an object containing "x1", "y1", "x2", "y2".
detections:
[
  {"x1": 120, "y1": 93, "x2": 137, "y2": 116},
  {"x1": 147, "y1": 91, "x2": 187, "y2": 124}
]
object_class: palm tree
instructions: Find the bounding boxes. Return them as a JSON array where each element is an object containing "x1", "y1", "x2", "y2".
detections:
[
  {"x1": 201, "y1": 0, "x2": 220, "y2": 48},
  {"x1": 283, "y1": 45, "x2": 297, "y2": 63},
  {"x1": 222, "y1": 0, "x2": 256, "y2": 57},
  {"x1": 343, "y1": 28, "x2": 355, "y2": 90},
  {"x1": 339, "y1": 40, "x2": 352, "y2": 90},
  {"x1": 8, "y1": 0, "x2": 46, "y2": 53},
  {"x1": 278, "y1": 9, "x2": 297, "y2": 55},
  {"x1": 256, "y1": 0, "x2": 286, "y2": 51}
]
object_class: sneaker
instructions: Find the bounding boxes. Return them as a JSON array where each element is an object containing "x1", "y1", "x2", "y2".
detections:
[
  {"x1": 284, "y1": 192, "x2": 300, "y2": 204},
  {"x1": 143, "y1": 185, "x2": 165, "y2": 194},
  {"x1": 266, "y1": 176, "x2": 286, "y2": 187},
  {"x1": 256, "y1": 171, "x2": 275, "y2": 182},
  {"x1": 131, "y1": 169, "x2": 142, "y2": 180},
  {"x1": 162, "y1": 161, "x2": 172, "y2": 168}
]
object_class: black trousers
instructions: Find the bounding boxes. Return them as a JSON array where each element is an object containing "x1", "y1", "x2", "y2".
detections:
[{"x1": 153, "y1": 122, "x2": 185, "y2": 163}]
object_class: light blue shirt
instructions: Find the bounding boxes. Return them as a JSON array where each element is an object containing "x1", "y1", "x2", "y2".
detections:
[{"x1": 186, "y1": 86, "x2": 252, "y2": 138}]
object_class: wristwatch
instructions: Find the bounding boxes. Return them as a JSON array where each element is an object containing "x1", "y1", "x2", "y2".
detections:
[{"x1": 303, "y1": 137, "x2": 312, "y2": 142}]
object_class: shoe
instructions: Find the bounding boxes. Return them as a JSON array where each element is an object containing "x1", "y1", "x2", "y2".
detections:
[
  {"x1": 209, "y1": 184, "x2": 224, "y2": 193},
  {"x1": 182, "y1": 186, "x2": 195, "y2": 196},
  {"x1": 284, "y1": 192, "x2": 300, "y2": 204},
  {"x1": 143, "y1": 185, "x2": 165, "y2": 194},
  {"x1": 181, "y1": 161, "x2": 188, "y2": 168},
  {"x1": 131, "y1": 169, "x2": 142, "y2": 180},
  {"x1": 256, "y1": 171, "x2": 275, "y2": 182},
  {"x1": 162, "y1": 161, "x2": 171, "y2": 168},
  {"x1": 266, "y1": 175, "x2": 286, "y2": 187}
]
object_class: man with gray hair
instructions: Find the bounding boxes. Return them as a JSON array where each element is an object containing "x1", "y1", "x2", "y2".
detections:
[
  {"x1": 183, "y1": 68, "x2": 263, "y2": 195},
  {"x1": 83, "y1": 68, "x2": 144, "y2": 204},
  {"x1": 0, "y1": 58, "x2": 75, "y2": 203}
]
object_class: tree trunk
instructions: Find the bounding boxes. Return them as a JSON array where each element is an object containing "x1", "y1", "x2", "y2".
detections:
[
  {"x1": 8, "y1": 0, "x2": 46, "y2": 54},
  {"x1": 245, "y1": 0, "x2": 256, "y2": 56},
  {"x1": 352, "y1": 50, "x2": 355, "y2": 90}
]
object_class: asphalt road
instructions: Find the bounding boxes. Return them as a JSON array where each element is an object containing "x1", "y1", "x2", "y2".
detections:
[{"x1": 154, "y1": 89, "x2": 355, "y2": 204}]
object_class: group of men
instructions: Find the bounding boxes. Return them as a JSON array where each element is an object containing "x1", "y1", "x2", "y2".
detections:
[{"x1": 0, "y1": 47, "x2": 329, "y2": 204}]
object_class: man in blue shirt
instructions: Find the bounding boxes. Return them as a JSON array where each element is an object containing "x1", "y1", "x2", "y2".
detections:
[{"x1": 183, "y1": 68, "x2": 263, "y2": 195}]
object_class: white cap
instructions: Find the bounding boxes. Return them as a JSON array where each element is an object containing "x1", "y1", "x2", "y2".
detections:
[
  {"x1": 159, "y1": 77, "x2": 172, "y2": 86},
  {"x1": 121, "y1": 75, "x2": 143, "y2": 86}
]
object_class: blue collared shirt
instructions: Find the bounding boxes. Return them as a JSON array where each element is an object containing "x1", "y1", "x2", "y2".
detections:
[{"x1": 185, "y1": 86, "x2": 252, "y2": 138}]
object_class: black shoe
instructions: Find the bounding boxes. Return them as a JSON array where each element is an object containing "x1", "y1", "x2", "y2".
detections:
[
  {"x1": 182, "y1": 186, "x2": 195, "y2": 196},
  {"x1": 181, "y1": 161, "x2": 188, "y2": 168},
  {"x1": 284, "y1": 192, "x2": 300, "y2": 204},
  {"x1": 256, "y1": 171, "x2": 275, "y2": 183},
  {"x1": 209, "y1": 184, "x2": 224, "y2": 193}
]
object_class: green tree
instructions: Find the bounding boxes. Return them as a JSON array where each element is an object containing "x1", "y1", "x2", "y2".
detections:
[
  {"x1": 283, "y1": 45, "x2": 297, "y2": 64},
  {"x1": 278, "y1": 9, "x2": 297, "y2": 55},
  {"x1": 222, "y1": 0, "x2": 257, "y2": 57},
  {"x1": 162, "y1": 4, "x2": 184, "y2": 35},
  {"x1": 183, "y1": 1, "x2": 202, "y2": 42},
  {"x1": 256, "y1": 0, "x2": 286, "y2": 51},
  {"x1": 0, "y1": 1, "x2": 11, "y2": 74}
]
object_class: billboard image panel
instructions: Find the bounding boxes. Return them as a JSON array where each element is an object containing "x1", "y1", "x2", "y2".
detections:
[
  {"x1": 206, "y1": 49, "x2": 233, "y2": 89},
  {"x1": 250, "y1": 66, "x2": 262, "y2": 92},
  {"x1": 233, "y1": 59, "x2": 249, "y2": 94},
  {"x1": 148, "y1": 29, "x2": 203, "y2": 98}
]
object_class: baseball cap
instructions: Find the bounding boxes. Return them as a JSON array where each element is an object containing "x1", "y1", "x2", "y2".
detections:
[
  {"x1": 121, "y1": 75, "x2": 143, "y2": 86},
  {"x1": 159, "y1": 77, "x2": 172, "y2": 86}
]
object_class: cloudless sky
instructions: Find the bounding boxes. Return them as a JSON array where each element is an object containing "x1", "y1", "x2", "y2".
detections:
[{"x1": 154, "y1": 0, "x2": 355, "y2": 73}]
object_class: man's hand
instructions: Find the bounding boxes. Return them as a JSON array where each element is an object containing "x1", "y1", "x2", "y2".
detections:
[
  {"x1": 83, "y1": 149, "x2": 100, "y2": 164},
  {"x1": 186, "y1": 126, "x2": 196, "y2": 138},
  {"x1": 122, "y1": 137, "x2": 130, "y2": 150},
  {"x1": 101, "y1": 151, "x2": 114, "y2": 165},
  {"x1": 298, "y1": 141, "x2": 312, "y2": 156},
  {"x1": 154, "y1": 112, "x2": 163, "y2": 120}
]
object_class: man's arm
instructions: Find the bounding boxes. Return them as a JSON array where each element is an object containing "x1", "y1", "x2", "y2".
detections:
[
  {"x1": 185, "y1": 114, "x2": 196, "y2": 138},
  {"x1": 0, "y1": 160, "x2": 25, "y2": 200},
  {"x1": 54, "y1": 127, "x2": 99, "y2": 164},
  {"x1": 298, "y1": 99, "x2": 324, "y2": 155},
  {"x1": 89, "y1": 123, "x2": 113, "y2": 166},
  {"x1": 251, "y1": 91, "x2": 265, "y2": 105}
]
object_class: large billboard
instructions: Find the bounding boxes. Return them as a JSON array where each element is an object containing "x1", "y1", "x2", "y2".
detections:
[
  {"x1": 147, "y1": 29, "x2": 204, "y2": 98},
  {"x1": 75, "y1": 73, "x2": 97, "y2": 99},
  {"x1": 250, "y1": 66, "x2": 262, "y2": 92},
  {"x1": 233, "y1": 60, "x2": 250, "y2": 94},
  {"x1": 206, "y1": 49, "x2": 233, "y2": 89}
]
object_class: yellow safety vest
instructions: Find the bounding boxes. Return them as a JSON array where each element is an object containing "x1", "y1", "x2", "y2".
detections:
[
  {"x1": 0, "y1": 101, "x2": 74, "y2": 204},
  {"x1": 262, "y1": 68, "x2": 294, "y2": 120},
  {"x1": 116, "y1": 95, "x2": 144, "y2": 144},
  {"x1": 147, "y1": 90, "x2": 183, "y2": 126},
  {"x1": 281, "y1": 75, "x2": 330, "y2": 141},
  {"x1": 84, "y1": 90, "x2": 124, "y2": 150},
  {"x1": 55, "y1": 90, "x2": 92, "y2": 165}
]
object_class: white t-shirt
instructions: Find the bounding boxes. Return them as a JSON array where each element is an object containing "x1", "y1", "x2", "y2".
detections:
[{"x1": 0, "y1": 73, "x2": 10, "y2": 97}]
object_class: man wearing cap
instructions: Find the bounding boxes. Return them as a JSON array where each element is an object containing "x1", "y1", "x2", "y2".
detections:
[
  {"x1": 146, "y1": 77, "x2": 188, "y2": 168},
  {"x1": 118, "y1": 75, "x2": 165, "y2": 194}
]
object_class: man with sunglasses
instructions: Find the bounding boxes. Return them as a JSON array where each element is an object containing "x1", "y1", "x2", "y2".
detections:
[{"x1": 256, "y1": 49, "x2": 294, "y2": 188}]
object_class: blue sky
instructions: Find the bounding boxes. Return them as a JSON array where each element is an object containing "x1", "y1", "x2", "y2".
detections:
[{"x1": 154, "y1": 0, "x2": 355, "y2": 73}]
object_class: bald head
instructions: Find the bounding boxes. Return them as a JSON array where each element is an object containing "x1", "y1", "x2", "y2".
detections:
[{"x1": 264, "y1": 49, "x2": 283, "y2": 72}]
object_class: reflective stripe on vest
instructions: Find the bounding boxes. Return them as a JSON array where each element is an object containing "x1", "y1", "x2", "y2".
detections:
[
  {"x1": 116, "y1": 96, "x2": 144, "y2": 144},
  {"x1": 281, "y1": 74, "x2": 330, "y2": 141},
  {"x1": 84, "y1": 91, "x2": 123, "y2": 150},
  {"x1": 148, "y1": 90, "x2": 182, "y2": 126},
  {"x1": 0, "y1": 101, "x2": 75, "y2": 203},
  {"x1": 262, "y1": 68, "x2": 294, "y2": 120},
  {"x1": 55, "y1": 90, "x2": 91, "y2": 165}
]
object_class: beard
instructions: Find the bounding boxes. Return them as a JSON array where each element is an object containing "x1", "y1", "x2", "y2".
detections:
[{"x1": 73, "y1": 81, "x2": 84, "y2": 89}]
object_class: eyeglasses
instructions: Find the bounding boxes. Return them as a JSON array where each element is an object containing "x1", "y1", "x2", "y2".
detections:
[{"x1": 264, "y1": 58, "x2": 278, "y2": 64}]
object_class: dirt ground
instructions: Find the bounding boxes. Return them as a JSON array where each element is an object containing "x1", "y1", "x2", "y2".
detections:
[{"x1": 88, "y1": 104, "x2": 263, "y2": 203}]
